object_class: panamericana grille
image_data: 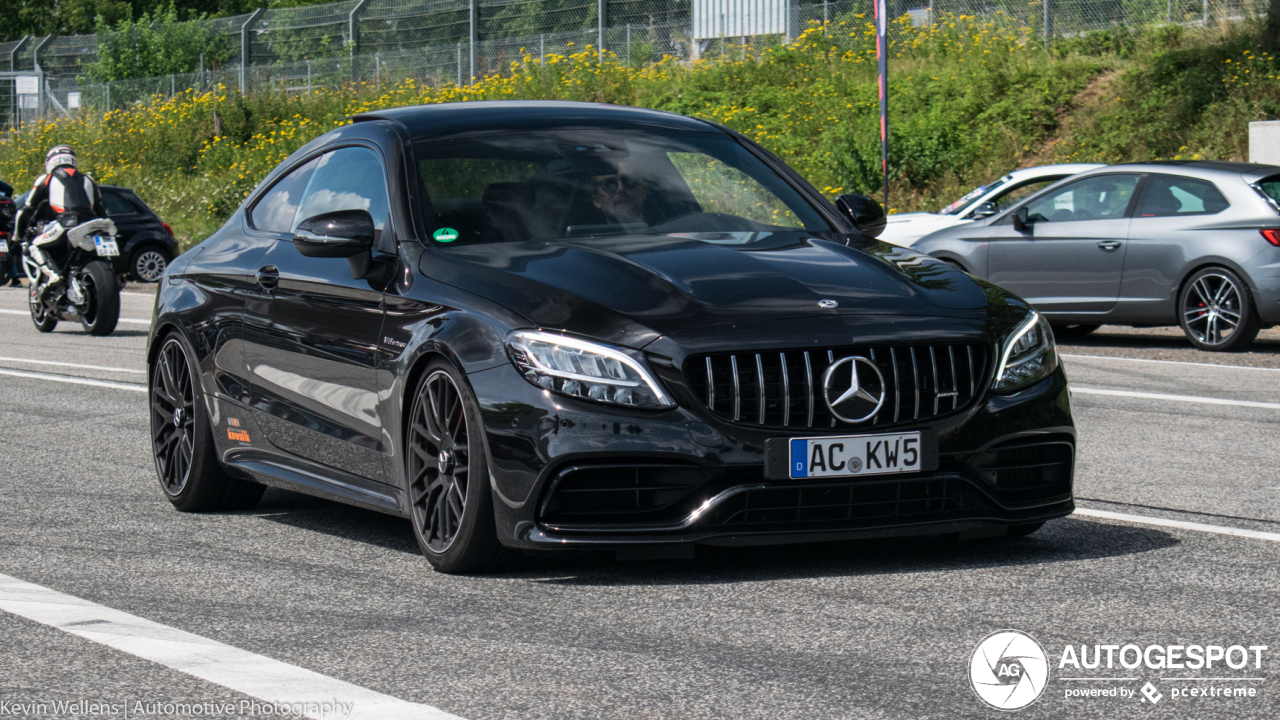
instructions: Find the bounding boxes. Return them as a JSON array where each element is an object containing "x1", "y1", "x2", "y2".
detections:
[{"x1": 684, "y1": 344, "x2": 988, "y2": 430}]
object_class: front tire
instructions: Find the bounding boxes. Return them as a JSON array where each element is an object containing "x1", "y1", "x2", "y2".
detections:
[
  {"x1": 150, "y1": 332, "x2": 264, "y2": 512},
  {"x1": 407, "y1": 360, "x2": 508, "y2": 573},
  {"x1": 28, "y1": 283, "x2": 57, "y2": 332},
  {"x1": 1178, "y1": 267, "x2": 1260, "y2": 352},
  {"x1": 79, "y1": 260, "x2": 120, "y2": 336}
]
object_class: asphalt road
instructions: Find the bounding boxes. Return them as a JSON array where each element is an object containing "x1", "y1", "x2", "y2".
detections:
[{"x1": 0, "y1": 284, "x2": 1277, "y2": 720}]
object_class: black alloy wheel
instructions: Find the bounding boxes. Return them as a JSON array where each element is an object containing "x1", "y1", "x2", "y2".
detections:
[
  {"x1": 1178, "y1": 267, "x2": 1261, "y2": 352},
  {"x1": 407, "y1": 361, "x2": 507, "y2": 573},
  {"x1": 150, "y1": 333, "x2": 265, "y2": 511},
  {"x1": 28, "y1": 282, "x2": 57, "y2": 332},
  {"x1": 152, "y1": 336, "x2": 197, "y2": 497}
]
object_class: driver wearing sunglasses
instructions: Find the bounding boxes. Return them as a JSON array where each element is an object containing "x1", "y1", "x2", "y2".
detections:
[{"x1": 592, "y1": 164, "x2": 649, "y2": 226}]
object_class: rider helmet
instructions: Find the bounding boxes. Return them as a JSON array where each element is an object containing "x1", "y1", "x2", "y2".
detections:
[{"x1": 45, "y1": 146, "x2": 77, "y2": 175}]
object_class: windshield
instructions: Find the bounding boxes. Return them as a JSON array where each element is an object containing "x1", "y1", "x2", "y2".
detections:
[
  {"x1": 939, "y1": 175, "x2": 1011, "y2": 215},
  {"x1": 415, "y1": 129, "x2": 830, "y2": 247}
]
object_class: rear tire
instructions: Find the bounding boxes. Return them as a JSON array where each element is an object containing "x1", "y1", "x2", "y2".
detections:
[
  {"x1": 1178, "y1": 267, "x2": 1261, "y2": 352},
  {"x1": 150, "y1": 332, "x2": 265, "y2": 512},
  {"x1": 407, "y1": 360, "x2": 509, "y2": 573},
  {"x1": 28, "y1": 283, "x2": 57, "y2": 333},
  {"x1": 79, "y1": 260, "x2": 120, "y2": 336},
  {"x1": 130, "y1": 245, "x2": 171, "y2": 283}
]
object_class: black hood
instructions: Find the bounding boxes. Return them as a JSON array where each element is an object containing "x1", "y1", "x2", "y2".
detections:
[{"x1": 424, "y1": 234, "x2": 996, "y2": 347}]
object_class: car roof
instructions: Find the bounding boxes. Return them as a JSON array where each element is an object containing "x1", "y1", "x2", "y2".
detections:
[
  {"x1": 353, "y1": 101, "x2": 722, "y2": 140},
  {"x1": 1102, "y1": 160, "x2": 1280, "y2": 183},
  {"x1": 1005, "y1": 163, "x2": 1107, "y2": 179}
]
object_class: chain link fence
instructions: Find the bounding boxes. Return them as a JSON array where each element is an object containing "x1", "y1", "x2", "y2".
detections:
[{"x1": 0, "y1": 0, "x2": 1269, "y2": 127}]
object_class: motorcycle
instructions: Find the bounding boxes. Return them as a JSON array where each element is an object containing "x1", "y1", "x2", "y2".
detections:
[{"x1": 21, "y1": 217, "x2": 121, "y2": 336}]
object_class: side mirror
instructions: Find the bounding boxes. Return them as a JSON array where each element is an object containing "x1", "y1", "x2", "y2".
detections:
[
  {"x1": 1013, "y1": 206, "x2": 1032, "y2": 233},
  {"x1": 834, "y1": 194, "x2": 887, "y2": 238},
  {"x1": 293, "y1": 209, "x2": 375, "y2": 258},
  {"x1": 969, "y1": 201, "x2": 998, "y2": 219}
]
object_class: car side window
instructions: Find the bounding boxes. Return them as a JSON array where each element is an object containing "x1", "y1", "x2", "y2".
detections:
[
  {"x1": 1135, "y1": 175, "x2": 1229, "y2": 217},
  {"x1": 989, "y1": 179, "x2": 1059, "y2": 214},
  {"x1": 250, "y1": 157, "x2": 319, "y2": 233},
  {"x1": 1023, "y1": 175, "x2": 1140, "y2": 223},
  {"x1": 294, "y1": 147, "x2": 390, "y2": 232},
  {"x1": 101, "y1": 193, "x2": 136, "y2": 216}
]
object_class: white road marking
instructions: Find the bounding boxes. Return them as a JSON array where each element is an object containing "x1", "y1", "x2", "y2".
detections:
[
  {"x1": 1071, "y1": 386, "x2": 1280, "y2": 410},
  {"x1": 0, "y1": 367, "x2": 146, "y2": 392},
  {"x1": 122, "y1": 291, "x2": 157, "y2": 297},
  {"x1": 0, "y1": 355, "x2": 144, "y2": 374},
  {"x1": 0, "y1": 308, "x2": 150, "y2": 325},
  {"x1": 0, "y1": 572, "x2": 466, "y2": 720},
  {"x1": 1074, "y1": 508, "x2": 1280, "y2": 543},
  {"x1": 1061, "y1": 353, "x2": 1280, "y2": 373}
]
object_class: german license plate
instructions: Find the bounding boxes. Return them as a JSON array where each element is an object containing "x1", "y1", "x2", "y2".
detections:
[
  {"x1": 789, "y1": 431, "x2": 921, "y2": 479},
  {"x1": 93, "y1": 236, "x2": 119, "y2": 257}
]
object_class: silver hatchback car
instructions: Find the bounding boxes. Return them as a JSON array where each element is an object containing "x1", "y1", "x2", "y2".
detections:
[{"x1": 914, "y1": 161, "x2": 1280, "y2": 351}]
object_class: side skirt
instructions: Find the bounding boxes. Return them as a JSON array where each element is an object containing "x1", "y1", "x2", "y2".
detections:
[{"x1": 224, "y1": 448, "x2": 408, "y2": 518}]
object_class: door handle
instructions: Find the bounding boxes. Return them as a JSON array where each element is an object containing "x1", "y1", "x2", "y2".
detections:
[
  {"x1": 1097, "y1": 240, "x2": 1122, "y2": 251},
  {"x1": 255, "y1": 265, "x2": 279, "y2": 290}
]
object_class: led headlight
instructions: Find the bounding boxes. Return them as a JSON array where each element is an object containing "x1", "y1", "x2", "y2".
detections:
[
  {"x1": 506, "y1": 330, "x2": 676, "y2": 409},
  {"x1": 992, "y1": 311, "x2": 1059, "y2": 393}
]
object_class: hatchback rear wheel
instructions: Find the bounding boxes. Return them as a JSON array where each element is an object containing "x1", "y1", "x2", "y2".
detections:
[{"x1": 1178, "y1": 267, "x2": 1260, "y2": 352}]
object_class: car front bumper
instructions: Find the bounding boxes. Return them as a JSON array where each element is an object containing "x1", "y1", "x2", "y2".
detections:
[{"x1": 471, "y1": 359, "x2": 1075, "y2": 551}]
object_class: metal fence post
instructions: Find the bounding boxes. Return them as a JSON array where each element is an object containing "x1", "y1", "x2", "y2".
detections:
[
  {"x1": 1167, "y1": 0, "x2": 1172, "y2": 23},
  {"x1": 457, "y1": 43, "x2": 462, "y2": 86},
  {"x1": 32, "y1": 35, "x2": 52, "y2": 73},
  {"x1": 1203, "y1": 0, "x2": 1208, "y2": 24},
  {"x1": 241, "y1": 9, "x2": 264, "y2": 94},
  {"x1": 1044, "y1": 0, "x2": 1053, "y2": 49},
  {"x1": 33, "y1": 36, "x2": 51, "y2": 119},
  {"x1": 626, "y1": 24, "x2": 631, "y2": 66},
  {"x1": 10, "y1": 36, "x2": 29, "y2": 72},
  {"x1": 470, "y1": 0, "x2": 478, "y2": 84},
  {"x1": 349, "y1": 0, "x2": 370, "y2": 81},
  {"x1": 599, "y1": 0, "x2": 607, "y2": 61}
]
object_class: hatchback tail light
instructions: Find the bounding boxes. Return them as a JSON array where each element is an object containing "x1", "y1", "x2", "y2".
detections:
[{"x1": 160, "y1": 221, "x2": 175, "y2": 238}]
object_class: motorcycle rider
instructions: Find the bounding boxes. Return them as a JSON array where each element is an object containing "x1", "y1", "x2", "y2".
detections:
[{"x1": 14, "y1": 146, "x2": 108, "y2": 290}]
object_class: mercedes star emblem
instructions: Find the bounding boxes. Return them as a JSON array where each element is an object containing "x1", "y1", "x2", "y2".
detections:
[
  {"x1": 821, "y1": 356, "x2": 886, "y2": 423},
  {"x1": 818, "y1": 299, "x2": 839, "y2": 309}
]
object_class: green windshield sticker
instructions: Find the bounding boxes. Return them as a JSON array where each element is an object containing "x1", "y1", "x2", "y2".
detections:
[{"x1": 433, "y1": 227, "x2": 459, "y2": 242}]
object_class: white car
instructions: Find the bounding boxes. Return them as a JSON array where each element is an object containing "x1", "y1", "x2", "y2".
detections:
[{"x1": 878, "y1": 164, "x2": 1106, "y2": 246}]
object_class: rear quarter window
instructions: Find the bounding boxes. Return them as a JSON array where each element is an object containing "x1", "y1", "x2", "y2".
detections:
[{"x1": 1256, "y1": 175, "x2": 1280, "y2": 211}]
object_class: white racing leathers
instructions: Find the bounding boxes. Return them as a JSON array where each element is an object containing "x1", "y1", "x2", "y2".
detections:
[{"x1": 15, "y1": 166, "x2": 110, "y2": 288}]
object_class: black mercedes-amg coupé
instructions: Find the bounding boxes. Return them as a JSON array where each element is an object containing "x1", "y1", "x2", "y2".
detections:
[{"x1": 148, "y1": 101, "x2": 1075, "y2": 572}]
